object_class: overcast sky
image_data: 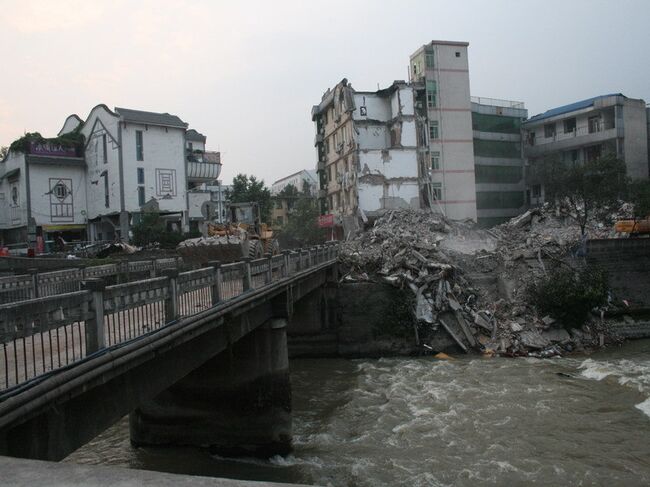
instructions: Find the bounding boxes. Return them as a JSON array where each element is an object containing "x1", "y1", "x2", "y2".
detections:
[{"x1": 1, "y1": 0, "x2": 649, "y2": 185}]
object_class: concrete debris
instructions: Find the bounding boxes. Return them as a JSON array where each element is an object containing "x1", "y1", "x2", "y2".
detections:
[{"x1": 338, "y1": 204, "x2": 629, "y2": 358}]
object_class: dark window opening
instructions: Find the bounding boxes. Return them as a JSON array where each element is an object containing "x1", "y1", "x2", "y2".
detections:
[
  {"x1": 563, "y1": 118, "x2": 576, "y2": 134},
  {"x1": 137, "y1": 167, "x2": 145, "y2": 185},
  {"x1": 136, "y1": 130, "x2": 144, "y2": 161},
  {"x1": 138, "y1": 186, "x2": 145, "y2": 206},
  {"x1": 455, "y1": 51, "x2": 460, "y2": 57},
  {"x1": 102, "y1": 134, "x2": 108, "y2": 163},
  {"x1": 544, "y1": 123, "x2": 556, "y2": 138}
]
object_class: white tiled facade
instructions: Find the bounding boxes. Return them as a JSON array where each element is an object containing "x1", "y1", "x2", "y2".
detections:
[{"x1": 0, "y1": 105, "x2": 222, "y2": 246}]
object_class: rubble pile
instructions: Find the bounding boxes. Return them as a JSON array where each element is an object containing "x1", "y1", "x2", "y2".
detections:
[{"x1": 339, "y1": 206, "x2": 622, "y2": 357}]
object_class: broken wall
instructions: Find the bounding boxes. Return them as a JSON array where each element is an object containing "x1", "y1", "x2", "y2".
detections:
[{"x1": 357, "y1": 149, "x2": 420, "y2": 213}]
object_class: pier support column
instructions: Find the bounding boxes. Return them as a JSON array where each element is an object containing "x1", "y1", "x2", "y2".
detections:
[{"x1": 129, "y1": 318, "x2": 291, "y2": 457}]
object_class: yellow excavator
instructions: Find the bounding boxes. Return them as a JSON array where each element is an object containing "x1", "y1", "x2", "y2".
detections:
[
  {"x1": 614, "y1": 217, "x2": 650, "y2": 236},
  {"x1": 177, "y1": 202, "x2": 280, "y2": 265}
]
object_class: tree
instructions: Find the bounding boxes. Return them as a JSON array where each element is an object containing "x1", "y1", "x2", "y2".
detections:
[
  {"x1": 539, "y1": 153, "x2": 627, "y2": 235},
  {"x1": 278, "y1": 184, "x2": 324, "y2": 247},
  {"x1": 226, "y1": 174, "x2": 272, "y2": 222},
  {"x1": 629, "y1": 179, "x2": 650, "y2": 219},
  {"x1": 0, "y1": 146, "x2": 8, "y2": 160},
  {"x1": 527, "y1": 265, "x2": 608, "y2": 329},
  {"x1": 131, "y1": 212, "x2": 184, "y2": 249}
]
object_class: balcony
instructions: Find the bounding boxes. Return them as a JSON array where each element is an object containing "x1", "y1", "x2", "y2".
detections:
[
  {"x1": 524, "y1": 123, "x2": 622, "y2": 157},
  {"x1": 186, "y1": 150, "x2": 222, "y2": 182}
]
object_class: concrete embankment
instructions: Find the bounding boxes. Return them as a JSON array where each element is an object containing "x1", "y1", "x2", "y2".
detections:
[{"x1": 0, "y1": 456, "x2": 314, "y2": 487}]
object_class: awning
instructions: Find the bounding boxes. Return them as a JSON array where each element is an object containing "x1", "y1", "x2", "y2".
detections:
[
  {"x1": 42, "y1": 224, "x2": 86, "y2": 232},
  {"x1": 0, "y1": 168, "x2": 20, "y2": 181}
]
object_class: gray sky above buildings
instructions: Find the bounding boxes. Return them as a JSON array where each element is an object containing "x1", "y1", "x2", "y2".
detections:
[{"x1": 1, "y1": 0, "x2": 649, "y2": 185}]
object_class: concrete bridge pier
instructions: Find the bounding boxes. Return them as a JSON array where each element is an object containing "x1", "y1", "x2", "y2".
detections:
[{"x1": 129, "y1": 317, "x2": 291, "y2": 457}]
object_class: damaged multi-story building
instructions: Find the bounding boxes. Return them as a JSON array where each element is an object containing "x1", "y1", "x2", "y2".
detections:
[
  {"x1": 312, "y1": 79, "x2": 421, "y2": 236},
  {"x1": 312, "y1": 40, "x2": 528, "y2": 232}
]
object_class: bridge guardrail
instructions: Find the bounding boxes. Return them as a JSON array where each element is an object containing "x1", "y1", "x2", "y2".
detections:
[
  {"x1": 0, "y1": 257, "x2": 183, "y2": 305},
  {"x1": 0, "y1": 244, "x2": 338, "y2": 392}
]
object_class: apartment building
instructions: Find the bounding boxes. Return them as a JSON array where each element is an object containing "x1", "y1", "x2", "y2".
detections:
[
  {"x1": 471, "y1": 97, "x2": 528, "y2": 227},
  {"x1": 409, "y1": 41, "x2": 477, "y2": 221},
  {"x1": 312, "y1": 79, "x2": 421, "y2": 235},
  {"x1": 271, "y1": 169, "x2": 318, "y2": 196},
  {"x1": 523, "y1": 94, "x2": 649, "y2": 205},
  {"x1": 0, "y1": 105, "x2": 222, "y2": 245}
]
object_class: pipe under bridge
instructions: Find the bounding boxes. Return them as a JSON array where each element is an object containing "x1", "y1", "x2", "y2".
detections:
[{"x1": 0, "y1": 245, "x2": 339, "y2": 461}]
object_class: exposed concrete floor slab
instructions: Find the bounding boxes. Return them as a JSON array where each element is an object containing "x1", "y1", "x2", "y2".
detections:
[{"x1": 0, "y1": 456, "x2": 315, "y2": 487}]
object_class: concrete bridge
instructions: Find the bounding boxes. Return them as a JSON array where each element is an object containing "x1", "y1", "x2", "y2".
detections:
[{"x1": 0, "y1": 245, "x2": 338, "y2": 462}]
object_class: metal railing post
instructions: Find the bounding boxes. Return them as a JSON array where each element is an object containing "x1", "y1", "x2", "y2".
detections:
[
  {"x1": 162, "y1": 269, "x2": 179, "y2": 322},
  {"x1": 150, "y1": 259, "x2": 157, "y2": 278},
  {"x1": 209, "y1": 260, "x2": 222, "y2": 305},
  {"x1": 265, "y1": 253, "x2": 273, "y2": 284},
  {"x1": 282, "y1": 250, "x2": 291, "y2": 277},
  {"x1": 242, "y1": 258, "x2": 252, "y2": 292},
  {"x1": 83, "y1": 278, "x2": 106, "y2": 354},
  {"x1": 296, "y1": 249, "x2": 303, "y2": 272},
  {"x1": 28, "y1": 268, "x2": 39, "y2": 299}
]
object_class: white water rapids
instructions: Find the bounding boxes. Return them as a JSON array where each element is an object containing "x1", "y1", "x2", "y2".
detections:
[{"x1": 66, "y1": 339, "x2": 650, "y2": 486}]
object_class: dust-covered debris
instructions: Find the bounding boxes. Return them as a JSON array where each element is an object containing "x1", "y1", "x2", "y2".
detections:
[{"x1": 338, "y1": 205, "x2": 629, "y2": 357}]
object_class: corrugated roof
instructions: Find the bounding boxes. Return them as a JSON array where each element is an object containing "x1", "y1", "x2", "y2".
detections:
[
  {"x1": 186, "y1": 129, "x2": 207, "y2": 142},
  {"x1": 526, "y1": 94, "x2": 623, "y2": 123},
  {"x1": 115, "y1": 107, "x2": 188, "y2": 128}
]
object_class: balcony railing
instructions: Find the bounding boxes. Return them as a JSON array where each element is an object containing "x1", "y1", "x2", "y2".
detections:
[
  {"x1": 526, "y1": 122, "x2": 616, "y2": 147},
  {"x1": 471, "y1": 96, "x2": 525, "y2": 109}
]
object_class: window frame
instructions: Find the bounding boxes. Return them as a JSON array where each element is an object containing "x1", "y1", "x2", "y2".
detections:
[
  {"x1": 429, "y1": 121, "x2": 439, "y2": 141},
  {"x1": 136, "y1": 130, "x2": 144, "y2": 161}
]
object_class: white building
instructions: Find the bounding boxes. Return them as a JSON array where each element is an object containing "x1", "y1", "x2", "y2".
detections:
[
  {"x1": 410, "y1": 40, "x2": 477, "y2": 221},
  {"x1": 0, "y1": 105, "x2": 222, "y2": 245},
  {"x1": 271, "y1": 169, "x2": 318, "y2": 196}
]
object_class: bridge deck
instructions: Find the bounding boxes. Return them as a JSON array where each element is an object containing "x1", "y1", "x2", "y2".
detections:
[{"x1": 1, "y1": 246, "x2": 337, "y2": 393}]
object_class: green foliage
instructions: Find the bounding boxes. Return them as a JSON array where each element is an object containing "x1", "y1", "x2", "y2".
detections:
[
  {"x1": 277, "y1": 183, "x2": 299, "y2": 199},
  {"x1": 131, "y1": 212, "x2": 184, "y2": 249},
  {"x1": 278, "y1": 192, "x2": 324, "y2": 247},
  {"x1": 539, "y1": 153, "x2": 627, "y2": 235},
  {"x1": 629, "y1": 179, "x2": 650, "y2": 219},
  {"x1": 9, "y1": 126, "x2": 85, "y2": 155},
  {"x1": 226, "y1": 174, "x2": 272, "y2": 222},
  {"x1": 527, "y1": 266, "x2": 608, "y2": 329},
  {"x1": 0, "y1": 146, "x2": 8, "y2": 160}
]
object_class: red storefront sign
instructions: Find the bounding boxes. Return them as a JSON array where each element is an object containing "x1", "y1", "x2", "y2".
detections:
[{"x1": 317, "y1": 214, "x2": 334, "y2": 228}]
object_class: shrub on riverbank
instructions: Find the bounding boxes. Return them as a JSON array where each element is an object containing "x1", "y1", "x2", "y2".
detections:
[{"x1": 527, "y1": 266, "x2": 608, "y2": 329}]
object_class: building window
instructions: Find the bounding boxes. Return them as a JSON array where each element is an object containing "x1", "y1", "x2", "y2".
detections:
[
  {"x1": 588, "y1": 116, "x2": 601, "y2": 133},
  {"x1": 103, "y1": 173, "x2": 109, "y2": 208},
  {"x1": 532, "y1": 184, "x2": 541, "y2": 198},
  {"x1": 426, "y1": 80, "x2": 437, "y2": 108},
  {"x1": 102, "y1": 134, "x2": 108, "y2": 164},
  {"x1": 136, "y1": 130, "x2": 144, "y2": 161},
  {"x1": 425, "y1": 52, "x2": 434, "y2": 68},
  {"x1": 137, "y1": 167, "x2": 145, "y2": 185},
  {"x1": 429, "y1": 121, "x2": 439, "y2": 140},
  {"x1": 432, "y1": 182, "x2": 442, "y2": 201},
  {"x1": 137, "y1": 186, "x2": 145, "y2": 206},
  {"x1": 431, "y1": 151, "x2": 440, "y2": 170},
  {"x1": 544, "y1": 123, "x2": 556, "y2": 138},
  {"x1": 455, "y1": 51, "x2": 461, "y2": 57},
  {"x1": 564, "y1": 118, "x2": 576, "y2": 134}
]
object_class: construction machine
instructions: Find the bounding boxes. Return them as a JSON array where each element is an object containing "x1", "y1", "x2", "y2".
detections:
[
  {"x1": 177, "y1": 201, "x2": 280, "y2": 265},
  {"x1": 614, "y1": 217, "x2": 650, "y2": 236}
]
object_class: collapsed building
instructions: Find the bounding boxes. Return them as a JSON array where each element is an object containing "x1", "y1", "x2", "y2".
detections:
[
  {"x1": 312, "y1": 40, "x2": 531, "y2": 238},
  {"x1": 312, "y1": 40, "x2": 649, "y2": 237}
]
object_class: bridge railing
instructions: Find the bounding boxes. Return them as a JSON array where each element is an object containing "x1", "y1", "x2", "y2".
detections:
[
  {"x1": 0, "y1": 244, "x2": 338, "y2": 392},
  {"x1": 0, "y1": 257, "x2": 183, "y2": 305}
]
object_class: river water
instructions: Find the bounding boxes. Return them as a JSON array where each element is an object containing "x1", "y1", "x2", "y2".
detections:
[{"x1": 66, "y1": 339, "x2": 650, "y2": 486}]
